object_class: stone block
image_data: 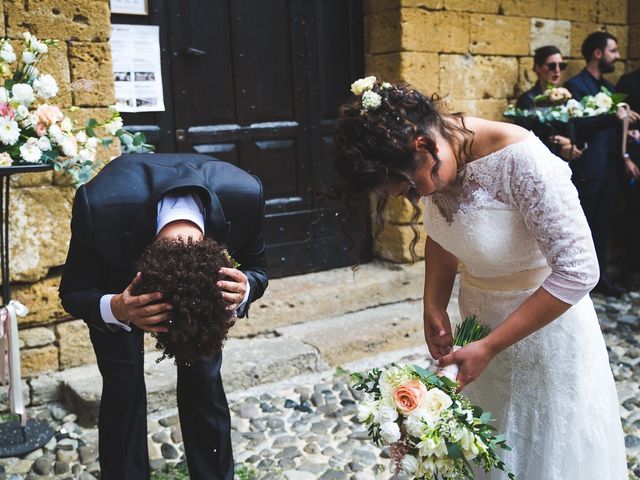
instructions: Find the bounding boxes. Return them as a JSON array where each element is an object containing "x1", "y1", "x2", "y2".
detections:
[
  {"x1": 500, "y1": 0, "x2": 555, "y2": 18},
  {"x1": 18, "y1": 326, "x2": 55, "y2": 348},
  {"x1": 30, "y1": 372, "x2": 63, "y2": 405},
  {"x1": 454, "y1": 99, "x2": 511, "y2": 121},
  {"x1": 367, "y1": 51, "x2": 439, "y2": 94},
  {"x1": 0, "y1": 2, "x2": 4, "y2": 35},
  {"x1": 364, "y1": 10, "x2": 402, "y2": 54},
  {"x1": 439, "y1": 54, "x2": 519, "y2": 101},
  {"x1": 21, "y1": 345, "x2": 58, "y2": 377},
  {"x1": 373, "y1": 223, "x2": 426, "y2": 262},
  {"x1": 597, "y1": 0, "x2": 627, "y2": 24},
  {"x1": 629, "y1": 2, "x2": 640, "y2": 24},
  {"x1": 402, "y1": 9, "x2": 469, "y2": 53},
  {"x1": 469, "y1": 14, "x2": 530, "y2": 56},
  {"x1": 9, "y1": 171, "x2": 53, "y2": 188},
  {"x1": 570, "y1": 22, "x2": 603, "y2": 58},
  {"x1": 13, "y1": 275, "x2": 69, "y2": 327},
  {"x1": 7, "y1": 186, "x2": 74, "y2": 283},
  {"x1": 627, "y1": 59, "x2": 640, "y2": 72},
  {"x1": 530, "y1": 18, "x2": 571, "y2": 56},
  {"x1": 56, "y1": 320, "x2": 96, "y2": 369},
  {"x1": 629, "y1": 25, "x2": 640, "y2": 60},
  {"x1": 5, "y1": 0, "x2": 110, "y2": 42},
  {"x1": 555, "y1": 0, "x2": 598, "y2": 22},
  {"x1": 33, "y1": 41, "x2": 71, "y2": 107},
  {"x1": 69, "y1": 42, "x2": 115, "y2": 107},
  {"x1": 234, "y1": 261, "x2": 424, "y2": 338},
  {"x1": 443, "y1": 0, "x2": 498, "y2": 14},
  {"x1": 517, "y1": 56, "x2": 536, "y2": 96}
]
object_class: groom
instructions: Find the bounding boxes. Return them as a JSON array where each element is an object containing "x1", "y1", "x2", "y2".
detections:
[{"x1": 59, "y1": 153, "x2": 268, "y2": 479}]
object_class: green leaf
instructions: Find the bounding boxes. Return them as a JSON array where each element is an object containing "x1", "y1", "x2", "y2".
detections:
[
  {"x1": 102, "y1": 137, "x2": 113, "y2": 147},
  {"x1": 446, "y1": 442, "x2": 463, "y2": 459}
]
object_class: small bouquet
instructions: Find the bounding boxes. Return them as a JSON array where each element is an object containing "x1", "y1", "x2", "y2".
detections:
[
  {"x1": 352, "y1": 316, "x2": 514, "y2": 479},
  {"x1": 504, "y1": 86, "x2": 626, "y2": 124},
  {"x1": 0, "y1": 32, "x2": 152, "y2": 185}
]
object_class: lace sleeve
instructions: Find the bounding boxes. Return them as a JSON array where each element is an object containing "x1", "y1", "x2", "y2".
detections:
[{"x1": 504, "y1": 137, "x2": 599, "y2": 304}]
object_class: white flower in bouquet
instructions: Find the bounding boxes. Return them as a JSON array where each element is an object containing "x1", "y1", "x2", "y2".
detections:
[
  {"x1": 60, "y1": 116, "x2": 72, "y2": 132},
  {"x1": 105, "y1": 117, "x2": 123, "y2": 135},
  {"x1": 32, "y1": 40, "x2": 48, "y2": 54},
  {"x1": 350, "y1": 75, "x2": 376, "y2": 96},
  {"x1": 0, "y1": 87, "x2": 8, "y2": 104},
  {"x1": 0, "y1": 42, "x2": 15, "y2": 63},
  {"x1": 60, "y1": 135, "x2": 78, "y2": 158},
  {"x1": 0, "y1": 152, "x2": 13, "y2": 167},
  {"x1": 356, "y1": 399, "x2": 378, "y2": 423},
  {"x1": 361, "y1": 90, "x2": 382, "y2": 111},
  {"x1": 0, "y1": 116, "x2": 19, "y2": 145},
  {"x1": 373, "y1": 405, "x2": 399, "y2": 424},
  {"x1": 422, "y1": 387, "x2": 453, "y2": 419},
  {"x1": 48, "y1": 124, "x2": 64, "y2": 143},
  {"x1": 11, "y1": 83, "x2": 35, "y2": 105},
  {"x1": 33, "y1": 74, "x2": 58, "y2": 100},
  {"x1": 86, "y1": 136, "x2": 98, "y2": 150},
  {"x1": 405, "y1": 410, "x2": 429, "y2": 437},
  {"x1": 566, "y1": 98, "x2": 584, "y2": 118},
  {"x1": 400, "y1": 454, "x2": 419, "y2": 474},
  {"x1": 15, "y1": 104, "x2": 29, "y2": 121},
  {"x1": 78, "y1": 148, "x2": 95, "y2": 163},
  {"x1": 418, "y1": 436, "x2": 448, "y2": 458},
  {"x1": 19, "y1": 137, "x2": 42, "y2": 163},
  {"x1": 36, "y1": 136, "x2": 51, "y2": 151},
  {"x1": 21, "y1": 50, "x2": 36, "y2": 65},
  {"x1": 379, "y1": 421, "x2": 401, "y2": 444},
  {"x1": 75, "y1": 130, "x2": 87, "y2": 144},
  {"x1": 593, "y1": 91, "x2": 613, "y2": 113}
]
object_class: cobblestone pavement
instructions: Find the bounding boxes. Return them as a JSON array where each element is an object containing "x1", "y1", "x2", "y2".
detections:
[{"x1": 0, "y1": 291, "x2": 638, "y2": 479}]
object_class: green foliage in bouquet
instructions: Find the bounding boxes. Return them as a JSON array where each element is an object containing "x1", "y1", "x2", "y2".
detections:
[{"x1": 453, "y1": 315, "x2": 491, "y2": 347}]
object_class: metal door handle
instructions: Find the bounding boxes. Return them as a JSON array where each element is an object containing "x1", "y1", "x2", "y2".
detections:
[{"x1": 184, "y1": 47, "x2": 206, "y2": 57}]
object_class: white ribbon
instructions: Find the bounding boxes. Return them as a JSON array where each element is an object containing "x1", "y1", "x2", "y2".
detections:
[
  {"x1": 438, "y1": 345, "x2": 461, "y2": 382},
  {"x1": 0, "y1": 300, "x2": 29, "y2": 427}
]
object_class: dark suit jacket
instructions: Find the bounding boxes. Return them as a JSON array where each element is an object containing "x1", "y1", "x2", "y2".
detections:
[
  {"x1": 565, "y1": 69, "x2": 619, "y2": 180},
  {"x1": 617, "y1": 69, "x2": 640, "y2": 161},
  {"x1": 59, "y1": 153, "x2": 268, "y2": 331}
]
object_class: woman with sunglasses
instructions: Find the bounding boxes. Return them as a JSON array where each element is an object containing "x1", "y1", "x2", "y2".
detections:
[{"x1": 516, "y1": 45, "x2": 583, "y2": 162}]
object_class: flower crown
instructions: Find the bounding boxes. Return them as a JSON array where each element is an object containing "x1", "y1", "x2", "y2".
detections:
[{"x1": 350, "y1": 76, "x2": 393, "y2": 112}]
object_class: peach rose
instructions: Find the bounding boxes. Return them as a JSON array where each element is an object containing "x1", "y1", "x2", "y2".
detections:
[
  {"x1": 34, "y1": 104, "x2": 63, "y2": 127},
  {"x1": 393, "y1": 379, "x2": 428, "y2": 413}
]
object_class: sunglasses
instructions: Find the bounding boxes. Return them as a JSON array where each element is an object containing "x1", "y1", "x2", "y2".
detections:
[{"x1": 545, "y1": 62, "x2": 568, "y2": 71}]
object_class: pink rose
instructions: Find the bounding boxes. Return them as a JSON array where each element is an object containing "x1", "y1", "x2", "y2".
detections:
[
  {"x1": 393, "y1": 379, "x2": 428, "y2": 413},
  {"x1": 0, "y1": 103, "x2": 15, "y2": 120},
  {"x1": 34, "y1": 104, "x2": 63, "y2": 127}
]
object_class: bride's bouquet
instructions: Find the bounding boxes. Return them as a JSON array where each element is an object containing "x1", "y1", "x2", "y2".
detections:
[{"x1": 352, "y1": 316, "x2": 515, "y2": 479}]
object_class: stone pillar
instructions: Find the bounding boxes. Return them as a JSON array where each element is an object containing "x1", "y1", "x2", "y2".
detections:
[
  {"x1": 2, "y1": 0, "x2": 117, "y2": 376},
  {"x1": 364, "y1": 0, "x2": 635, "y2": 263}
]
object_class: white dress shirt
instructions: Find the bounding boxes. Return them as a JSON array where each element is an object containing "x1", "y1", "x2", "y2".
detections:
[{"x1": 99, "y1": 192, "x2": 250, "y2": 331}]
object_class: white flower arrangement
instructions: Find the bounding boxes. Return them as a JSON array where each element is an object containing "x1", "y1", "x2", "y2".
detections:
[
  {"x1": 0, "y1": 32, "x2": 153, "y2": 185},
  {"x1": 350, "y1": 75, "x2": 386, "y2": 112},
  {"x1": 504, "y1": 86, "x2": 626, "y2": 124},
  {"x1": 352, "y1": 317, "x2": 515, "y2": 480}
]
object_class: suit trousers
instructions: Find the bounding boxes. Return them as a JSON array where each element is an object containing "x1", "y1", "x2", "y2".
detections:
[
  {"x1": 89, "y1": 326, "x2": 234, "y2": 480},
  {"x1": 573, "y1": 169, "x2": 617, "y2": 277}
]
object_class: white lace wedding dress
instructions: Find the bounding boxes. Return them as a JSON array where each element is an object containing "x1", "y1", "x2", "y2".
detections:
[{"x1": 424, "y1": 134, "x2": 628, "y2": 479}]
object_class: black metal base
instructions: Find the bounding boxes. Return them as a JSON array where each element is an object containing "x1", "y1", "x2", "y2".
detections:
[{"x1": 0, "y1": 419, "x2": 55, "y2": 457}]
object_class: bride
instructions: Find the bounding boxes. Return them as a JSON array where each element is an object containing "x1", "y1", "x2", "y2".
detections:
[{"x1": 334, "y1": 78, "x2": 627, "y2": 479}]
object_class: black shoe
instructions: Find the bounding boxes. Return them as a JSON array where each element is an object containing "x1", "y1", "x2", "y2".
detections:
[{"x1": 592, "y1": 277, "x2": 624, "y2": 297}]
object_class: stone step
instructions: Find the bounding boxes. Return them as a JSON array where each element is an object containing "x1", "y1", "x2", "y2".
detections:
[{"x1": 53, "y1": 287, "x2": 461, "y2": 427}]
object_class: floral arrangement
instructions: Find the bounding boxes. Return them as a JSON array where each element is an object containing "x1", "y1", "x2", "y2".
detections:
[
  {"x1": 504, "y1": 86, "x2": 627, "y2": 124},
  {"x1": 350, "y1": 76, "x2": 393, "y2": 112},
  {"x1": 352, "y1": 316, "x2": 514, "y2": 479},
  {"x1": 0, "y1": 32, "x2": 152, "y2": 185}
]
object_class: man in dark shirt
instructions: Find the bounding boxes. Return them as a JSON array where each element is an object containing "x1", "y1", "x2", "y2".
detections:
[{"x1": 565, "y1": 32, "x2": 640, "y2": 295}]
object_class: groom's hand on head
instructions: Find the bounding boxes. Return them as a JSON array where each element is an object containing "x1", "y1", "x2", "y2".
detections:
[
  {"x1": 111, "y1": 272, "x2": 172, "y2": 333},
  {"x1": 217, "y1": 267, "x2": 248, "y2": 311}
]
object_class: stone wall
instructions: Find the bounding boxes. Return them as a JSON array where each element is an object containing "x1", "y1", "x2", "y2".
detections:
[
  {"x1": 0, "y1": 0, "x2": 119, "y2": 377},
  {"x1": 365, "y1": 0, "x2": 639, "y2": 262}
]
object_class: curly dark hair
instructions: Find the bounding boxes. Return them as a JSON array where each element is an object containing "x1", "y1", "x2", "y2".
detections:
[
  {"x1": 334, "y1": 80, "x2": 474, "y2": 259},
  {"x1": 132, "y1": 237, "x2": 235, "y2": 365}
]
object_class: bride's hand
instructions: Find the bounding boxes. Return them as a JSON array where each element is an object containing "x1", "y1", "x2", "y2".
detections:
[
  {"x1": 423, "y1": 308, "x2": 453, "y2": 360},
  {"x1": 436, "y1": 339, "x2": 495, "y2": 392}
]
